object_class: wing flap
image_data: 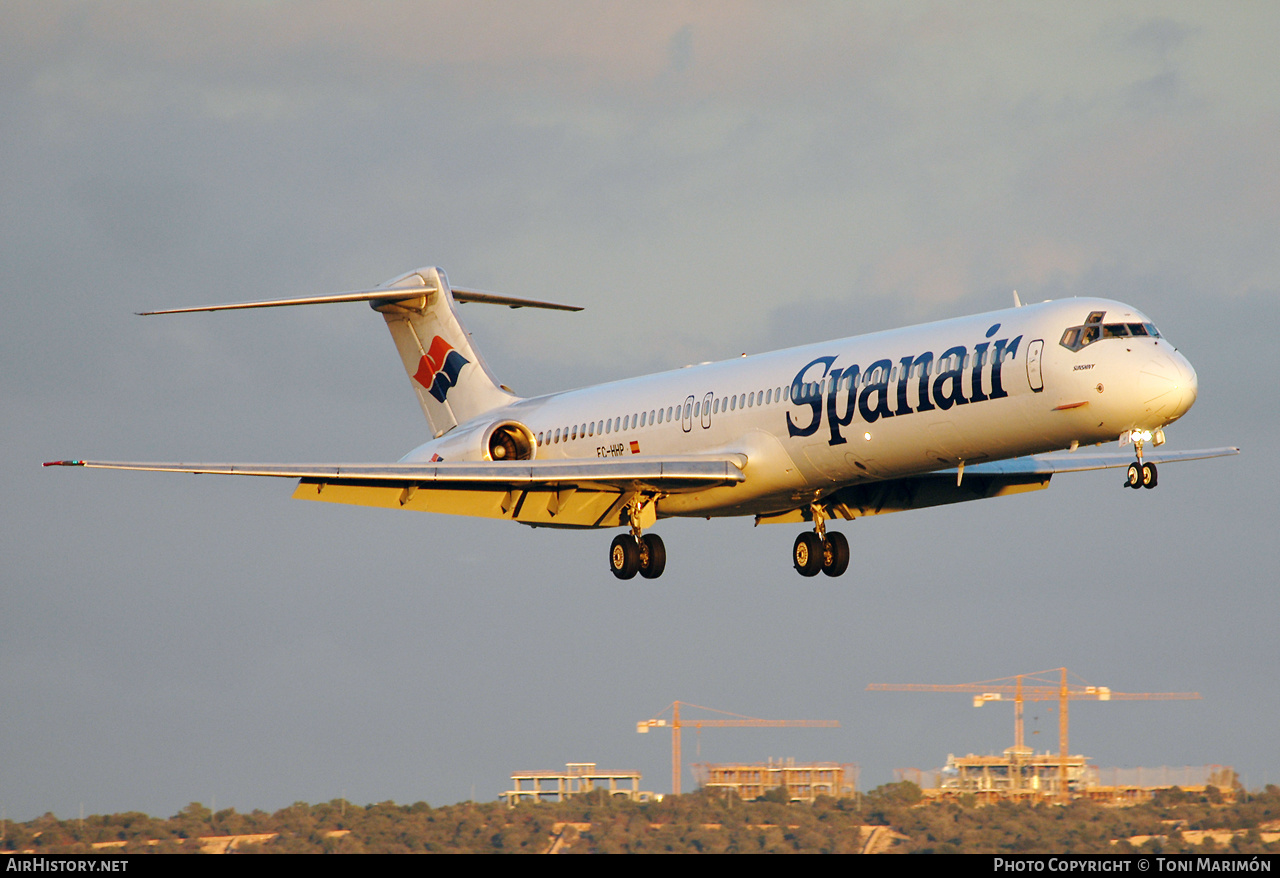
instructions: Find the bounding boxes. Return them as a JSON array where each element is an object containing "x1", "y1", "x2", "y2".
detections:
[
  {"x1": 295, "y1": 480, "x2": 632, "y2": 527},
  {"x1": 756, "y1": 471, "x2": 1054, "y2": 525}
]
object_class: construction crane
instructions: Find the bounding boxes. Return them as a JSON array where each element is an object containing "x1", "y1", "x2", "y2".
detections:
[
  {"x1": 637, "y1": 701, "x2": 839, "y2": 796},
  {"x1": 867, "y1": 668, "x2": 1201, "y2": 800}
]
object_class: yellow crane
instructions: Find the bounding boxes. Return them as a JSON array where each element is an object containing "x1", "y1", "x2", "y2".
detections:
[
  {"x1": 637, "y1": 701, "x2": 839, "y2": 796},
  {"x1": 867, "y1": 667, "x2": 1201, "y2": 800}
]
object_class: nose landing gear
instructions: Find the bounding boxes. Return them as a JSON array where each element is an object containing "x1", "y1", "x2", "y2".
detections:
[
  {"x1": 1124, "y1": 432, "x2": 1159, "y2": 490},
  {"x1": 1125, "y1": 460, "x2": 1158, "y2": 489},
  {"x1": 793, "y1": 503, "x2": 850, "y2": 577}
]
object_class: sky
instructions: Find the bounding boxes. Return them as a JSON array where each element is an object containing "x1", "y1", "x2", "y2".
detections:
[{"x1": 3, "y1": 2, "x2": 1278, "y2": 821}]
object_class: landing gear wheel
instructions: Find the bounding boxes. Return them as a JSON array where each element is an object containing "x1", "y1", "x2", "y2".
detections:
[
  {"x1": 638, "y1": 533, "x2": 666, "y2": 579},
  {"x1": 1142, "y1": 461, "x2": 1158, "y2": 489},
  {"x1": 793, "y1": 532, "x2": 823, "y2": 577},
  {"x1": 1126, "y1": 462, "x2": 1142, "y2": 489},
  {"x1": 609, "y1": 534, "x2": 640, "y2": 580},
  {"x1": 821, "y1": 532, "x2": 850, "y2": 577}
]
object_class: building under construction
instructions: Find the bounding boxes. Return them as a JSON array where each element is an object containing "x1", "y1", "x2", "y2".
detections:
[
  {"x1": 501, "y1": 763, "x2": 654, "y2": 806},
  {"x1": 898, "y1": 750, "x2": 1236, "y2": 804},
  {"x1": 937, "y1": 747, "x2": 1092, "y2": 799},
  {"x1": 693, "y1": 759, "x2": 859, "y2": 803},
  {"x1": 870, "y1": 668, "x2": 1213, "y2": 804}
]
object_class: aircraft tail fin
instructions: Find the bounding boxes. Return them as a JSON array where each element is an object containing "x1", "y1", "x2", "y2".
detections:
[
  {"x1": 373, "y1": 266, "x2": 519, "y2": 437},
  {"x1": 139, "y1": 265, "x2": 582, "y2": 438}
]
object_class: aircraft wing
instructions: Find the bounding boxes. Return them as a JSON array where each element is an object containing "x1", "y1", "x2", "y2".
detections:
[
  {"x1": 948, "y1": 446, "x2": 1240, "y2": 477},
  {"x1": 757, "y1": 446, "x2": 1240, "y2": 525},
  {"x1": 43, "y1": 455, "x2": 747, "y2": 529}
]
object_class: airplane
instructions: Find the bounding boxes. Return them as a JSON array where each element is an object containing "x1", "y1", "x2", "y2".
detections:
[{"x1": 45, "y1": 265, "x2": 1237, "y2": 579}]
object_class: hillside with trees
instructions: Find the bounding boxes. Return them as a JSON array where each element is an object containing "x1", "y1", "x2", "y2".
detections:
[{"x1": 4, "y1": 783, "x2": 1279, "y2": 854}]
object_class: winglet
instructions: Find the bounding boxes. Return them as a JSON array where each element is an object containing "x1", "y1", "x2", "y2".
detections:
[{"x1": 1013, "y1": 290, "x2": 1023, "y2": 308}]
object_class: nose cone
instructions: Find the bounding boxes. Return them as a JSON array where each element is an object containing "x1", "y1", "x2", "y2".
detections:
[
  {"x1": 1139, "y1": 349, "x2": 1198, "y2": 423},
  {"x1": 1175, "y1": 353, "x2": 1199, "y2": 417}
]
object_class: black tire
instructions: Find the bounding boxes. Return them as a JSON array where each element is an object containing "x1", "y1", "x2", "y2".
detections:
[
  {"x1": 1126, "y1": 462, "x2": 1142, "y2": 489},
  {"x1": 639, "y1": 533, "x2": 667, "y2": 579},
  {"x1": 793, "y1": 532, "x2": 823, "y2": 577},
  {"x1": 822, "y1": 532, "x2": 850, "y2": 577},
  {"x1": 1142, "y1": 461, "x2": 1158, "y2": 489},
  {"x1": 610, "y1": 534, "x2": 639, "y2": 580}
]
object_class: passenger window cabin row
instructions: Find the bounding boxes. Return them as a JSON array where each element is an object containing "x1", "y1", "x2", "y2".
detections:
[
  {"x1": 534, "y1": 342, "x2": 1024, "y2": 447},
  {"x1": 534, "y1": 384, "x2": 791, "y2": 447}
]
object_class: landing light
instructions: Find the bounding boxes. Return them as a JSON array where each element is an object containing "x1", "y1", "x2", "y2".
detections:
[{"x1": 864, "y1": 432, "x2": 872, "y2": 441}]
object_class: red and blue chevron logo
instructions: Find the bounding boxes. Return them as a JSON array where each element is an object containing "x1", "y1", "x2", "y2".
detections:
[{"x1": 412, "y1": 336, "x2": 469, "y2": 403}]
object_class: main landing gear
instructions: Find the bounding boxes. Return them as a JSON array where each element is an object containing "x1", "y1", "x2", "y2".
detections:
[
  {"x1": 793, "y1": 503, "x2": 849, "y2": 577},
  {"x1": 609, "y1": 498, "x2": 666, "y2": 580},
  {"x1": 609, "y1": 533, "x2": 665, "y2": 580},
  {"x1": 1124, "y1": 432, "x2": 1159, "y2": 490}
]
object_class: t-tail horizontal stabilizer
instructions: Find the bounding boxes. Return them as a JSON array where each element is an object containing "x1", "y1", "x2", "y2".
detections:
[{"x1": 134, "y1": 266, "x2": 581, "y2": 439}]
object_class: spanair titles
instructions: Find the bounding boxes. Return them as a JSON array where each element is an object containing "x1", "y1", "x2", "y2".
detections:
[{"x1": 786, "y1": 323, "x2": 1024, "y2": 447}]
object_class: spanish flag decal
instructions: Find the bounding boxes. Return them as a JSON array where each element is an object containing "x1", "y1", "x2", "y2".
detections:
[{"x1": 629, "y1": 440, "x2": 640, "y2": 454}]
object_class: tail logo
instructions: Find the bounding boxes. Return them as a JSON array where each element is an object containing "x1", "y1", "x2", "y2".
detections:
[{"x1": 412, "y1": 336, "x2": 469, "y2": 403}]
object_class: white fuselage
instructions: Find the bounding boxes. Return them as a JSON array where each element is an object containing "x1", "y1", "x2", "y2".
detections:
[{"x1": 402, "y1": 298, "x2": 1198, "y2": 520}]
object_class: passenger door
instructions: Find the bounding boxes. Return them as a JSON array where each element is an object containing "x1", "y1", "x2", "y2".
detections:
[{"x1": 1026, "y1": 339, "x2": 1044, "y2": 392}]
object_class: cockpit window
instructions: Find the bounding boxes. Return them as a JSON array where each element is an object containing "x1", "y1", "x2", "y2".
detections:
[{"x1": 1059, "y1": 313, "x2": 1162, "y2": 352}]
